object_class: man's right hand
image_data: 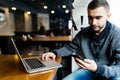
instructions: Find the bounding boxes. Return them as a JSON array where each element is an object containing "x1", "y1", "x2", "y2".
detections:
[{"x1": 41, "y1": 52, "x2": 56, "y2": 61}]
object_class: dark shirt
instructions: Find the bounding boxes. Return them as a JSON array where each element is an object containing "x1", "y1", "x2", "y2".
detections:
[{"x1": 38, "y1": 26, "x2": 45, "y2": 35}]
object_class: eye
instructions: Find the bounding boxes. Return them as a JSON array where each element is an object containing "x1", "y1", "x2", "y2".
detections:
[
  {"x1": 88, "y1": 16, "x2": 102, "y2": 20},
  {"x1": 95, "y1": 16, "x2": 102, "y2": 20},
  {"x1": 88, "y1": 16, "x2": 93, "y2": 20}
]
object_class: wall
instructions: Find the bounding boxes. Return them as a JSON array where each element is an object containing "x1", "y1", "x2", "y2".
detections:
[
  {"x1": 71, "y1": 0, "x2": 91, "y2": 72},
  {"x1": 15, "y1": 11, "x2": 33, "y2": 32},
  {"x1": 24, "y1": 12, "x2": 32, "y2": 32},
  {"x1": 0, "y1": 7, "x2": 15, "y2": 54},
  {"x1": 0, "y1": 6, "x2": 47, "y2": 33},
  {"x1": 15, "y1": 11, "x2": 25, "y2": 32},
  {"x1": 107, "y1": 0, "x2": 120, "y2": 27},
  {"x1": 71, "y1": 0, "x2": 91, "y2": 38},
  {"x1": 9, "y1": 12, "x2": 15, "y2": 33},
  {"x1": 0, "y1": 7, "x2": 14, "y2": 35}
]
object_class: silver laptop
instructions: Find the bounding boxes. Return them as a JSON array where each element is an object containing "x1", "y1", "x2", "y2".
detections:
[{"x1": 10, "y1": 37, "x2": 62, "y2": 73}]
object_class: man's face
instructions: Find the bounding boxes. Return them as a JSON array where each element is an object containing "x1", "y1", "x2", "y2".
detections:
[{"x1": 88, "y1": 6, "x2": 111, "y2": 34}]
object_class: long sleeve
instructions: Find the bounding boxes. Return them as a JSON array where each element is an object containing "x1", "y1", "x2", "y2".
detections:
[{"x1": 52, "y1": 33, "x2": 81, "y2": 57}]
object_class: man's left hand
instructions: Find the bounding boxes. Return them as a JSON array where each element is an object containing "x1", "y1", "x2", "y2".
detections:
[{"x1": 75, "y1": 58, "x2": 97, "y2": 72}]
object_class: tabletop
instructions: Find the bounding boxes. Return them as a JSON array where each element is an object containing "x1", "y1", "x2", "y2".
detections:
[
  {"x1": 0, "y1": 54, "x2": 61, "y2": 80},
  {"x1": 31, "y1": 35, "x2": 72, "y2": 42}
]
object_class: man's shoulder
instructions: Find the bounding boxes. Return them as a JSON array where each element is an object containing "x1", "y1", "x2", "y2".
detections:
[
  {"x1": 109, "y1": 22, "x2": 120, "y2": 32},
  {"x1": 76, "y1": 26, "x2": 91, "y2": 36},
  {"x1": 80, "y1": 26, "x2": 90, "y2": 31},
  {"x1": 107, "y1": 21, "x2": 120, "y2": 37}
]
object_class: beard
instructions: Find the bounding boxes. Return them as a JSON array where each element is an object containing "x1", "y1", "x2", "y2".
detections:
[{"x1": 90, "y1": 25, "x2": 105, "y2": 34}]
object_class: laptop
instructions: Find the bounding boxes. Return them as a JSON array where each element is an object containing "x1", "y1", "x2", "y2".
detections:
[{"x1": 10, "y1": 37, "x2": 62, "y2": 73}]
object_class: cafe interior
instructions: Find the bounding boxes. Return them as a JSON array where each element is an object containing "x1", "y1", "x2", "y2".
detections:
[{"x1": 0, "y1": 0, "x2": 119, "y2": 80}]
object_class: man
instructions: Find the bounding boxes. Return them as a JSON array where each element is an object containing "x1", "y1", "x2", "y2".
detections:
[{"x1": 42, "y1": 0, "x2": 120, "y2": 80}]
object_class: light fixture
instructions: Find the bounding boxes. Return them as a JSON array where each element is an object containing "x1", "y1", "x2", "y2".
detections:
[
  {"x1": 43, "y1": 5, "x2": 48, "y2": 9},
  {"x1": 27, "y1": 11, "x2": 31, "y2": 14},
  {"x1": 62, "y1": 5, "x2": 66, "y2": 8},
  {"x1": 51, "y1": 10, "x2": 55, "y2": 14},
  {"x1": 11, "y1": 7, "x2": 16, "y2": 10},
  {"x1": 65, "y1": 9, "x2": 69, "y2": 13}
]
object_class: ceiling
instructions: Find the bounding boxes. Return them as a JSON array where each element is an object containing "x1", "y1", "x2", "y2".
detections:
[
  {"x1": 20, "y1": 0, "x2": 73, "y2": 13},
  {"x1": 0, "y1": 0, "x2": 73, "y2": 14}
]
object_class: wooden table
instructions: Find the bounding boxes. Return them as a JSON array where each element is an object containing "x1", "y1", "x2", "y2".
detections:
[
  {"x1": 31, "y1": 35, "x2": 72, "y2": 42},
  {"x1": 0, "y1": 54, "x2": 61, "y2": 80},
  {"x1": 15, "y1": 35, "x2": 72, "y2": 51},
  {"x1": 28, "y1": 35, "x2": 72, "y2": 51}
]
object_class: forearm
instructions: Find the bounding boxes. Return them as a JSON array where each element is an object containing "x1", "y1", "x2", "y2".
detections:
[
  {"x1": 95, "y1": 64, "x2": 120, "y2": 78},
  {"x1": 52, "y1": 35, "x2": 80, "y2": 57},
  {"x1": 52, "y1": 45, "x2": 75, "y2": 57}
]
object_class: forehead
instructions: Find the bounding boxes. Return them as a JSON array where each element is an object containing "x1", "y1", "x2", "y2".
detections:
[{"x1": 88, "y1": 6, "x2": 108, "y2": 16}]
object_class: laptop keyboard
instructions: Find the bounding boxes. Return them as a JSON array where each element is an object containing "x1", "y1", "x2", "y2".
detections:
[{"x1": 25, "y1": 58, "x2": 46, "y2": 69}]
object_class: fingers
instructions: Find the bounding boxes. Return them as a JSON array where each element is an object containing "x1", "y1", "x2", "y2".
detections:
[
  {"x1": 41, "y1": 52, "x2": 56, "y2": 61},
  {"x1": 41, "y1": 53, "x2": 48, "y2": 60},
  {"x1": 77, "y1": 62, "x2": 86, "y2": 69},
  {"x1": 75, "y1": 58, "x2": 86, "y2": 68},
  {"x1": 75, "y1": 58, "x2": 97, "y2": 72},
  {"x1": 50, "y1": 54, "x2": 56, "y2": 61}
]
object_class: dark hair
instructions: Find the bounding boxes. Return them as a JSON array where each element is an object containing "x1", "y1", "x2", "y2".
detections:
[{"x1": 88, "y1": 0, "x2": 110, "y2": 13}]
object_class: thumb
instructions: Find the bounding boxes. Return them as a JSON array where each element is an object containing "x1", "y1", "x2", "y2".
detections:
[{"x1": 84, "y1": 59, "x2": 91, "y2": 64}]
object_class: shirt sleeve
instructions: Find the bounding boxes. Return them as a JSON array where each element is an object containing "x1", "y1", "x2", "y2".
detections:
[{"x1": 52, "y1": 32, "x2": 81, "y2": 57}]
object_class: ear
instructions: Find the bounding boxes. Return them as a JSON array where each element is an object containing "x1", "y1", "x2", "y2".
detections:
[{"x1": 107, "y1": 12, "x2": 111, "y2": 19}]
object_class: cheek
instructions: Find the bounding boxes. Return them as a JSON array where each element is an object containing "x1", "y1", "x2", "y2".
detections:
[
  {"x1": 99, "y1": 19, "x2": 106, "y2": 26},
  {"x1": 88, "y1": 19, "x2": 93, "y2": 24}
]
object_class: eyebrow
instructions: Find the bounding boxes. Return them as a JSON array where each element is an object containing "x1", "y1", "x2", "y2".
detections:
[{"x1": 88, "y1": 16, "x2": 102, "y2": 18}]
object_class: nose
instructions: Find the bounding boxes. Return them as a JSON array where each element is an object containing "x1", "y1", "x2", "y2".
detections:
[{"x1": 91, "y1": 19, "x2": 97, "y2": 25}]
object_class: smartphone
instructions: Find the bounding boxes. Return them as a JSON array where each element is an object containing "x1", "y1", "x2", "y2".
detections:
[
  {"x1": 72, "y1": 50, "x2": 86, "y2": 61},
  {"x1": 72, "y1": 54, "x2": 85, "y2": 61}
]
